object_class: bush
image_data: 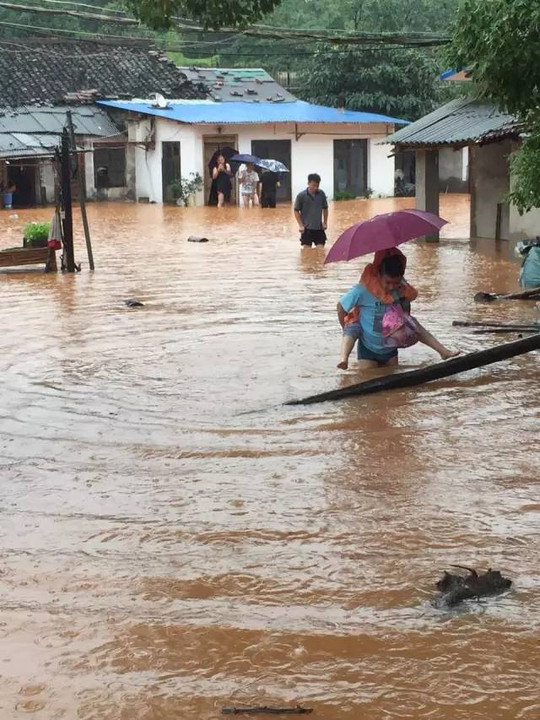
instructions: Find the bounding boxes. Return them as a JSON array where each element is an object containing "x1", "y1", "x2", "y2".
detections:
[
  {"x1": 334, "y1": 190, "x2": 356, "y2": 201},
  {"x1": 363, "y1": 187, "x2": 374, "y2": 199},
  {"x1": 168, "y1": 173, "x2": 204, "y2": 206},
  {"x1": 23, "y1": 222, "x2": 50, "y2": 248}
]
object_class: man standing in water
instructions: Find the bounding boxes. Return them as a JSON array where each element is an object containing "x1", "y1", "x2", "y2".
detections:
[{"x1": 294, "y1": 173, "x2": 328, "y2": 247}]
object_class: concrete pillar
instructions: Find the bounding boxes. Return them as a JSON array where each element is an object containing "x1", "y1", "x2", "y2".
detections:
[{"x1": 415, "y1": 149, "x2": 440, "y2": 241}]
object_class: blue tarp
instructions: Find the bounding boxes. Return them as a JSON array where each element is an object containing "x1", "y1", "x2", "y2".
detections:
[{"x1": 97, "y1": 99, "x2": 408, "y2": 126}]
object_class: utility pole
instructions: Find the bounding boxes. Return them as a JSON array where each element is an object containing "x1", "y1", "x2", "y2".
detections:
[
  {"x1": 66, "y1": 110, "x2": 95, "y2": 270},
  {"x1": 61, "y1": 128, "x2": 75, "y2": 272}
]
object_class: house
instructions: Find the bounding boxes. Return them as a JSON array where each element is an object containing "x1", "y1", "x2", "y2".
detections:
[
  {"x1": 0, "y1": 38, "x2": 204, "y2": 207},
  {"x1": 386, "y1": 95, "x2": 540, "y2": 241},
  {"x1": 98, "y1": 67, "x2": 407, "y2": 205}
]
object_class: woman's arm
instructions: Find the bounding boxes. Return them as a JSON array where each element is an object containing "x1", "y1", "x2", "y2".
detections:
[{"x1": 212, "y1": 167, "x2": 219, "y2": 179}]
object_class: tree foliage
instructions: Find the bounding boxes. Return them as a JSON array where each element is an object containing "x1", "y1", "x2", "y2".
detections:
[
  {"x1": 122, "y1": 0, "x2": 282, "y2": 30},
  {"x1": 447, "y1": 0, "x2": 540, "y2": 212},
  {"x1": 298, "y1": 47, "x2": 445, "y2": 121}
]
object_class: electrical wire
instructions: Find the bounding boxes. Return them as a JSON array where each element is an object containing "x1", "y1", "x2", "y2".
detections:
[{"x1": 0, "y1": 1, "x2": 450, "y2": 46}]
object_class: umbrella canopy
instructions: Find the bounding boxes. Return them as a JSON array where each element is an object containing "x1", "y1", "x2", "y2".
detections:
[
  {"x1": 324, "y1": 209, "x2": 448, "y2": 265},
  {"x1": 231, "y1": 153, "x2": 260, "y2": 164},
  {"x1": 256, "y1": 158, "x2": 289, "y2": 173},
  {"x1": 208, "y1": 146, "x2": 238, "y2": 171}
]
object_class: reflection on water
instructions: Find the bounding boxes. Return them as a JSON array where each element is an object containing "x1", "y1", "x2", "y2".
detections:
[{"x1": 0, "y1": 195, "x2": 539, "y2": 719}]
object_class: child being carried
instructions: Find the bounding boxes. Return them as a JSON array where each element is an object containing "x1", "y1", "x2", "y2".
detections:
[{"x1": 337, "y1": 248, "x2": 458, "y2": 370}]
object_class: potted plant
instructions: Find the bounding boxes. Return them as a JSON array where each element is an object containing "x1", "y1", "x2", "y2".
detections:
[
  {"x1": 23, "y1": 221, "x2": 51, "y2": 248},
  {"x1": 167, "y1": 173, "x2": 204, "y2": 206}
]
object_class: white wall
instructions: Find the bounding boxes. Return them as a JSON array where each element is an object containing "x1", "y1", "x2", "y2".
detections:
[
  {"x1": 369, "y1": 140, "x2": 395, "y2": 196},
  {"x1": 470, "y1": 141, "x2": 512, "y2": 239},
  {"x1": 508, "y1": 203, "x2": 540, "y2": 240},
  {"x1": 129, "y1": 118, "x2": 395, "y2": 204}
]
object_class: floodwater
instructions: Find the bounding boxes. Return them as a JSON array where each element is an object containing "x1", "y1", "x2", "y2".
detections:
[{"x1": 0, "y1": 195, "x2": 539, "y2": 720}]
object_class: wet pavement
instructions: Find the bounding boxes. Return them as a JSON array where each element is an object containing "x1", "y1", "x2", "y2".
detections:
[{"x1": 0, "y1": 195, "x2": 539, "y2": 719}]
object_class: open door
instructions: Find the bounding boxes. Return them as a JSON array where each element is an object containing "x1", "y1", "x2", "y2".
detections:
[
  {"x1": 251, "y1": 139, "x2": 292, "y2": 202},
  {"x1": 203, "y1": 135, "x2": 238, "y2": 205}
]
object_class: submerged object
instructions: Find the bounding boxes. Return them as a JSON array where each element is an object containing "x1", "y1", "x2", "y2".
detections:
[
  {"x1": 222, "y1": 707, "x2": 313, "y2": 716},
  {"x1": 124, "y1": 298, "x2": 144, "y2": 307},
  {"x1": 434, "y1": 566, "x2": 512, "y2": 608}
]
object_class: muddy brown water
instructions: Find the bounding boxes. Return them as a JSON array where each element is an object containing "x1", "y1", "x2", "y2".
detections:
[{"x1": 0, "y1": 196, "x2": 539, "y2": 719}]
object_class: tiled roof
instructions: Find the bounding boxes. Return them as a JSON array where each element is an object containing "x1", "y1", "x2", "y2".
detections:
[
  {"x1": 98, "y1": 98, "x2": 407, "y2": 125},
  {"x1": 179, "y1": 67, "x2": 297, "y2": 103},
  {"x1": 385, "y1": 98, "x2": 520, "y2": 147},
  {"x1": 0, "y1": 39, "x2": 207, "y2": 106}
]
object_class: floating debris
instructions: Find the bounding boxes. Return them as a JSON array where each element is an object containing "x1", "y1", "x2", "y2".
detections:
[
  {"x1": 222, "y1": 706, "x2": 313, "y2": 716},
  {"x1": 187, "y1": 235, "x2": 209, "y2": 243},
  {"x1": 433, "y1": 566, "x2": 512, "y2": 608},
  {"x1": 124, "y1": 298, "x2": 144, "y2": 307}
]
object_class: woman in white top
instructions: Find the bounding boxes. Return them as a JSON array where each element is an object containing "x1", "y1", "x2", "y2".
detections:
[{"x1": 238, "y1": 163, "x2": 260, "y2": 208}]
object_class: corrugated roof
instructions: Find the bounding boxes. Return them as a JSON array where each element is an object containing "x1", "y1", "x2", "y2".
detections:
[
  {"x1": 97, "y1": 99, "x2": 407, "y2": 126},
  {"x1": 0, "y1": 132, "x2": 59, "y2": 158},
  {"x1": 385, "y1": 98, "x2": 519, "y2": 147},
  {"x1": 0, "y1": 106, "x2": 121, "y2": 137},
  {"x1": 179, "y1": 66, "x2": 297, "y2": 104}
]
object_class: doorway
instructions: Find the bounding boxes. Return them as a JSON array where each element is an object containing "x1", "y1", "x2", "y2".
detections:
[
  {"x1": 333, "y1": 139, "x2": 368, "y2": 197},
  {"x1": 161, "y1": 141, "x2": 181, "y2": 203},
  {"x1": 203, "y1": 135, "x2": 238, "y2": 205},
  {"x1": 251, "y1": 139, "x2": 292, "y2": 202},
  {"x1": 8, "y1": 161, "x2": 39, "y2": 207}
]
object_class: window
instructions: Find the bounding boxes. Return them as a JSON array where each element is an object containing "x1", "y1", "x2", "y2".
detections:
[
  {"x1": 94, "y1": 146, "x2": 126, "y2": 189},
  {"x1": 333, "y1": 139, "x2": 368, "y2": 197}
]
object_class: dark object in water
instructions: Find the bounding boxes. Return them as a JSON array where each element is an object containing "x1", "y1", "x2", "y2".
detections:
[
  {"x1": 286, "y1": 333, "x2": 540, "y2": 406},
  {"x1": 434, "y1": 566, "x2": 512, "y2": 608},
  {"x1": 474, "y1": 286, "x2": 540, "y2": 302},
  {"x1": 222, "y1": 707, "x2": 313, "y2": 716},
  {"x1": 187, "y1": 235, "x2": 209, "y2": 243},
  {"x1": 453, "y1": 320, "x2": 540, "y2": 330},
  {"x1": 124, "y1": 298, "x2": 144, "y2": 307}
]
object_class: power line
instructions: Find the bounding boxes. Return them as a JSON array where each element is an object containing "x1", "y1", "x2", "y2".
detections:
[{"x1": 0, "y1": 1, "x2": 450, "y2": 46}]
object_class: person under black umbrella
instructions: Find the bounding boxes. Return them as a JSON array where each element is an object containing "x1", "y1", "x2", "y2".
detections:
[{"x1": 258, "y1": 171, "x2": 280, "y2": 208}]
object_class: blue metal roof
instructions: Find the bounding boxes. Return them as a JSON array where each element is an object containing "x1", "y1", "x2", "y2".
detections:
[
  {"x1": 97, "y1": 99, "x2": 407, "y2": 126},
  {"x1": 440, "y1": 68, "x2": 471, "y2": 81}
]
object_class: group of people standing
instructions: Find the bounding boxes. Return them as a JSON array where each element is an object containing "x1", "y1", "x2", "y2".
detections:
[{"x1": 210, "y1": 155, "x2": 280, "y2": 209}]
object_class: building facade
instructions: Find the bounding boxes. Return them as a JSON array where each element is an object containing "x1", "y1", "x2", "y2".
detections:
[{"x1": 100, "y1": 96, "x2": 404, "y2": 205}]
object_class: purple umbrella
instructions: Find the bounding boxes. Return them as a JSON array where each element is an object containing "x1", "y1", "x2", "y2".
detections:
[{"x1": 324, "y1": 209, "x2": 448, "y2": 265}]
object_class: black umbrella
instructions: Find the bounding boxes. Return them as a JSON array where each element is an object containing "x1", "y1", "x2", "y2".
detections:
[{"x1": 208, "y1": 146, "x2": 238, "y2": 171}]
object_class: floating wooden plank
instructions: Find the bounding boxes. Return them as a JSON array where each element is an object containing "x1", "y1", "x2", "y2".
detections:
[
  {"x1": 475, "y1": 286, "x2": 540, "y2": 302},
  {"x1": 222, "y1": 706, "x2": 313, "y2": 716},
  {"x1": 453, "y1": 320, "x2": 540, "y2": 330},
  {"x1": 472, "y1": 328, "x2": 538, "y2": 335},
  {"x1": 286, "y1": 333, "x2": 540, "y2": 406}
]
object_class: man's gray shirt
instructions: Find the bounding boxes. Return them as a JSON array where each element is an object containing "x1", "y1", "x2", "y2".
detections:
[{"x1": 294, "y1": 189, "x2": 328, "y2": 230}]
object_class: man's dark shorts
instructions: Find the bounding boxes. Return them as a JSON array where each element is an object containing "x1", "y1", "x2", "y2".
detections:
[{"x1": 300, "y1": 229, "x2": 327, "y2": 246}]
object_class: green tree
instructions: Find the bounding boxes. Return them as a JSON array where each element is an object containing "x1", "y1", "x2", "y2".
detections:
[
  {"x1": 298, "y1": 47, "x2": 445, "y2": 121},
  {"x1": 122, "y1": 0, "x2": 282, "y2": 30},
  {"x1": 447, "y1": 0, "x2": 540, "y2": 212}
]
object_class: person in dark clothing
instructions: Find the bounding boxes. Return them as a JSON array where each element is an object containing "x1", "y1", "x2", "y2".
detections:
[
  {"x1": 212, "y1": 155, "x2": 232, "y2": 207},
  {"x1": 259, "y1": 170, "x2": 280, "y2": 208},
  {"x1": 294, "y1": 173, "x2": 328, "y2": 246}
]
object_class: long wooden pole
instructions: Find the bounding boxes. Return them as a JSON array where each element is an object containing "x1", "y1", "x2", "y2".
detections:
[
  {"x1": 475, "y1": 286, "x2": 540, "y2": 302},
  {"x1": 61, "y1": 128, "x2": 75, "y2": 273},
  {"x1": 286, "y1": 333, "x2": 540, "y2": 406},
  {"x1": 66, "y1": 111, "x2": 95, "y2": 271},
  {"x1": 453, "y1": 320, "x2": 540, "y2": 329}
]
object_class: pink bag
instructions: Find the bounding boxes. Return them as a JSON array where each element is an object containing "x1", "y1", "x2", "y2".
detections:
[{"x1": 382, "y1": 303, "x2": 419, "y2": 348}]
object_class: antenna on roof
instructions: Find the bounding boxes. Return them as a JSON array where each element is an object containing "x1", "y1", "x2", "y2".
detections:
[{"x1": 150, "y1": 93, "x2": 170, "y2": 109}]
